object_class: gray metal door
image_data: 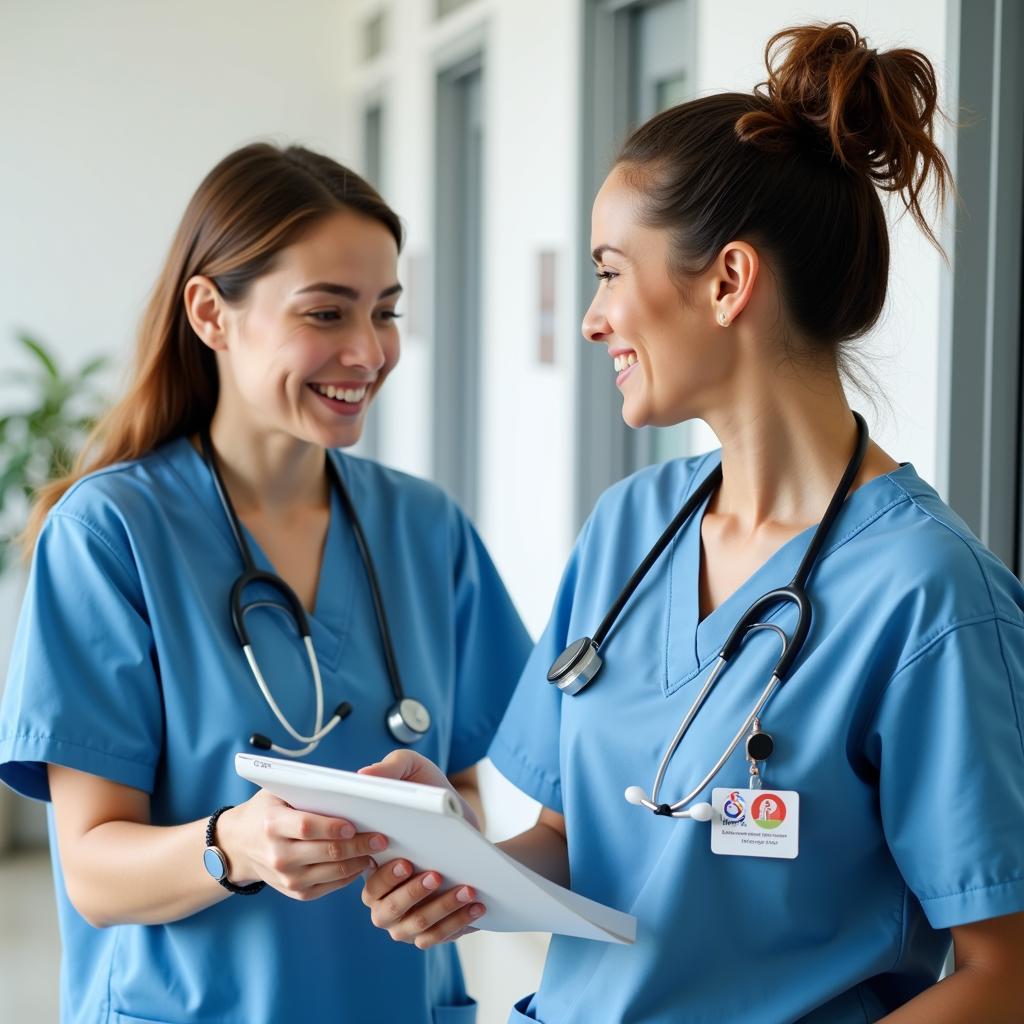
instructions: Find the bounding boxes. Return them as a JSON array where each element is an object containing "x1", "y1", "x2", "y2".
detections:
[
  {"x1": 576, "y1": 0, "x2": 696, "y2": 525},
  {"x1": 434, "y1": 57, "x2": 484, "y2": 519},
  {"x1": 359, "y1": 101, "x2": 386, "y2": 462},
  {"x1": 941, "y1": 0, "x2": 1024, "y2": 575}
]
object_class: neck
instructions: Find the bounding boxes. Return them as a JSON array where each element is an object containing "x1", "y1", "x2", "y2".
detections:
[
  {"x1": 703, "y1": 369, "x2": 872, "y2": 532},
  {"x1": 205, "y1": 411, "x2": 328, "y2": 514}
]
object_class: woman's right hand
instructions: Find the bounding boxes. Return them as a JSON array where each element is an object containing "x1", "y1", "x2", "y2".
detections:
[
  {"x1": 361, "y1": 858, "x2": 485, "y2": 948},
  {"x1": 217, "y1": 788, "x2": 389, "y2": 901}
]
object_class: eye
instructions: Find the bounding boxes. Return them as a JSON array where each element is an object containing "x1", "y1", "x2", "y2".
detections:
[
  {"x1": 595, "y1": 269, "x2": 618, "y2": 284},
  {"x1": 376, "y1": 310, "x2": 403, "y2": 323},
  {"x1": 307, "y1": 310, "x2": 341, "y2": 322}
]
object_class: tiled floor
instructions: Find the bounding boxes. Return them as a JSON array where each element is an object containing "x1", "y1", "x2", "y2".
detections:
[{"x1": 0, "y1": 848, "x2": 546, "y2": 1024}]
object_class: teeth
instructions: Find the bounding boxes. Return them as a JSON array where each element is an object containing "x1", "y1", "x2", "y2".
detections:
[
  {"x1": 613, "y1": 353, "x2": 638, "y2": 373},
  {"x1": 313, "y1": 383, "x2": 368, "y2": 402}
]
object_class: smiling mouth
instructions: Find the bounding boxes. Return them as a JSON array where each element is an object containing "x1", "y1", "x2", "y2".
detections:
[
  {"x1": 309, "y1": 382, "x2": 370, "y2": 403},
  {"x1": 613, "y1": 352, "x2": 637, "y2": 373}
]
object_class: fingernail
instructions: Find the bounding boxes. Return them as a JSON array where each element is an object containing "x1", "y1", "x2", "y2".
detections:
[
  {"x1": 456, "y1": 886, "x2": 471, "y2": 903},
  {"x1": 422, "y1": 873, "x2": 440, "y2": 891},
  {"x1": 369, "y1": 836, "x2": 387, "y2": 852},
  {"x1": 339, "y1": 824, "x2": 355, "y2": 840},
  {"x1": 469, "y1": 903, "x2": 485, "y2": 918},
  {"x1": 393, "y1": 862, "x2": 409, "y2": 878}
]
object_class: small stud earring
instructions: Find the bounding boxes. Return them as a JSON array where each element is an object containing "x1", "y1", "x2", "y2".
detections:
[{"x1": 719, "y1": 311, "x2": 729, "y2": 325}]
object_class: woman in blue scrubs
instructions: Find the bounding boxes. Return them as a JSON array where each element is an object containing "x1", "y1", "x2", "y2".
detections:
[
  {"x1": 360, "y1": 23, "x2": 1024, "y2": 1022},
  {"x1": 0, "y1": 143, "x2": 531, "y2": 1023}
]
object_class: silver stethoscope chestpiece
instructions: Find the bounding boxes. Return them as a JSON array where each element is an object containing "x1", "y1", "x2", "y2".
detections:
[
  {"x1": 387, "y1": 698, "x2": 432, "y2": 745},
  {"x1": 547, "y1": 637, "x2": 603, "y2": 696}
]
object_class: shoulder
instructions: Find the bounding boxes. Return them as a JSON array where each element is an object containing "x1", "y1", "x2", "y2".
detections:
[
  {"x1": 45, "y1": 447, "x2": 179, "y2": 556},
  {"x1": 331, "y1": 451, "x2": 471, "y2": 537},
  {"x1": 844, "y1": 467, "x2": 1024, "y2": 649},
  {"x1": 586, "y1": 450, "x2": 719, "y2": 539}
]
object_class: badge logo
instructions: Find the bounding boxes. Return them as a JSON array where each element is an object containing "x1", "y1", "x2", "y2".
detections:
[
  {"x1": 751, "y1": 793, "x2": 787, "y2": 830},
  {"x1": 722, "y1": 790, "x2": 746, "y2": 824}
]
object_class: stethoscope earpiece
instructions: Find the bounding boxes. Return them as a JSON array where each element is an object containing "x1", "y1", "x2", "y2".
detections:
[{"x1": 624, "y1": 786, "x2": 712, "y2": 821}]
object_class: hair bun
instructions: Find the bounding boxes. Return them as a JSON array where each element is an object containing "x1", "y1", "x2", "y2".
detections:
[{"x1": 736, "y1": 21, "x2": 950, "y2": 245}]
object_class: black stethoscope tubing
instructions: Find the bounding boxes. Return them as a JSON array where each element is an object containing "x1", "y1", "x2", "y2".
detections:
[
  {"x1": 200, "y1": 431, "x2": 431, "y2": 754},
  {"x1": 548, "y1": 413, "x2": 869, "y2": 817}
]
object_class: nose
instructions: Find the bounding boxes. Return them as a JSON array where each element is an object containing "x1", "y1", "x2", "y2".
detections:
[
  {"x1": 340, "y1": 316, "x2": 387, "y2": 372},
  {"x1": 581, "y1": 292, "x2": 611, "y2": 344}
]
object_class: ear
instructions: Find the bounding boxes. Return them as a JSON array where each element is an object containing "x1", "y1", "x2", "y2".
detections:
[
  {"x1": 184, "y1": 275, "x2": 230, "y2": 352},
  {"x1": 707, "y1": 241, "x2": 759, "y2": 327}
]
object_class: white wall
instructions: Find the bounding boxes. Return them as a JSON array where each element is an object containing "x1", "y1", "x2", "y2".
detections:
[{"x1": 1, "y1": 1, "x2": 358, "y2": 376}]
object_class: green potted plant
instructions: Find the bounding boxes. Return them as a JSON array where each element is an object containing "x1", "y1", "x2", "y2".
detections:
[{"x1": 0, "y1": 333, "x2": 109, "y2": 851}]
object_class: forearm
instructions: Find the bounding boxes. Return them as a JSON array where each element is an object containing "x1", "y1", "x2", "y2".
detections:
[
  {"x1": 880, "y1": 965, "x2": 1020, "y2": 1023},
  {"x1": 62, "y1": 817, "x2": 228, "y2": 928},
  {"x1": 498, "y1": 819, "x2": 570, "y2": 887}
]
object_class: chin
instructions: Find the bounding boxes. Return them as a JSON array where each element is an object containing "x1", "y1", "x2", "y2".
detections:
[
  {"x1": 620, "y1": 400, "x2": 651, "y2": 431},
  {"x1": 303, "y1": 420, "x2": 364, "y2": 450}
]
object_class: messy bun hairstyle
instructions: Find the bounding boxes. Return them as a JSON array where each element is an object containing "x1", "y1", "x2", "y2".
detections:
[{"x1": 616, "y1": 22, "x2": 951, "y2": 355}]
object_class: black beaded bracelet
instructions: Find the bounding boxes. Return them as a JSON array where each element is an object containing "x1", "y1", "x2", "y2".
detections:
[{"x1": 204, "y1": 806, "x2": 265, "y2": 896}]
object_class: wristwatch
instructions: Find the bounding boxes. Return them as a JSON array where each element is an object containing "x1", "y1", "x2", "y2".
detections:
[{"x1": 203, "y1": 806, "x2": 265, "y2": 895}]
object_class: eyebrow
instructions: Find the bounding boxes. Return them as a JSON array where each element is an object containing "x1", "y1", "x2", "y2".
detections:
[
  {"x1": 294, "y1": 282, "x2": 403, "y2": 300},
  {"x1": 591, "y1": 245, "x2": 626, "y2": 264}
]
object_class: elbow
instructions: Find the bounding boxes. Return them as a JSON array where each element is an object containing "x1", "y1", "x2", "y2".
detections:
[{"x1": 63, "y1": 873, "x2": 114, "y2": 930}]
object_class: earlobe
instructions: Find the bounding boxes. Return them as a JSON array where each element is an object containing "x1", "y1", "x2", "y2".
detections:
[
  {"x1": 712, "y1": 242, "x2": 760, "y2": 326},
  {"x1": 184, "y1": 275, "x2": 228, "y2": 352}
]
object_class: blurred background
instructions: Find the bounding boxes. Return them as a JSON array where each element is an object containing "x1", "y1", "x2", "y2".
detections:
[{"x1": 1, "y1": 0, "x2": 1020, "y2": 1020}]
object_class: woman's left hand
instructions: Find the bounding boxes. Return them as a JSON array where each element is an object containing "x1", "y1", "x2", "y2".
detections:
[
  {"x1": 358, "y1": 750, "x2": 480, "y2": 830},
  {"x1": 358, "y1": 750, "x2": 486, "y2": 948}
]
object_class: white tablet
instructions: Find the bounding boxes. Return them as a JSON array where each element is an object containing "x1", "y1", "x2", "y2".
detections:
[{"x1": 235, "y1": 753, "x2": 635, "y2": 944}]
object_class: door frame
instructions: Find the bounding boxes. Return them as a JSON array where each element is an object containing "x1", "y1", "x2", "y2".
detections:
[{"x1": 939, "y1": 0, "x2": 1024, "y2": 573}]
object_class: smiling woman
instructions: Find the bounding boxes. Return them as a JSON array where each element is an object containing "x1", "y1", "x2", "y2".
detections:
[
  {"x1": 0, "y1": 143, "x2": 531, "y2": 1024},
  {"x1": 358, "y1": 22, "x2": 1024, "y2": 1024}
]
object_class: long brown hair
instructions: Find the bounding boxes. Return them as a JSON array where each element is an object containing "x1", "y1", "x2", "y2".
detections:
[
  {"x1": 616, "y1": 22, "x2": 952, "y2": 356},
  {"x1": 24, "y1": 143, "x2": 403, "y2": 555}
]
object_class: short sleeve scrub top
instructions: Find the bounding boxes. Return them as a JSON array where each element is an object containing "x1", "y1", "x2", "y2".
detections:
[
  {"x1": 490, "y1": 453, "x2": 1024, "y2": 1024},
  {"x1": 0, "y1": 437, "x2": 532, "y2": 1024}
]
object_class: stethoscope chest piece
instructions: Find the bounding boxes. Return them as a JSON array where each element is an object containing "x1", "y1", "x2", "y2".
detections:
[
  {"x1": 387, "y1": 698, "x2": 431, "y2": 745},
  {"x1": 547, "y1": 637, "x2": 602, "y2": 695}
]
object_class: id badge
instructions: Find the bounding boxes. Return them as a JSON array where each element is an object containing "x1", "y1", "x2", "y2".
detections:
[{"x1": 710, "y1": 788, "x2": 799, "y2": 859}]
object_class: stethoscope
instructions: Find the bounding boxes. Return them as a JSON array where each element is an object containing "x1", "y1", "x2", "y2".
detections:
[
  {"x1": 200, "y1": 432, "x2": 431, "y2": 757},
  {"x1": 547, "y1": 413, "x2": 869, "y2": 821}
]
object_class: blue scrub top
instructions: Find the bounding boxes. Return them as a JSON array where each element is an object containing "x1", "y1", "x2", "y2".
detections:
[
  {"x1": 490, "y1": 453, "x2": 1024, "y2": 1024},
  {"x1": 0, "y1": 437, "x2": 532, "y2": 1024}
]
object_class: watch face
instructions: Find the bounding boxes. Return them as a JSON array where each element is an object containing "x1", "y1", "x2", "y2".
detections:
[{"x1": 203, "y1": 846, "x2": 227, "y2": 882}]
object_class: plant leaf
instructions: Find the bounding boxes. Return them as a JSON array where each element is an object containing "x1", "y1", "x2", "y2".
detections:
[
  {"x1": 76, "y1": 355, "x2": 110, "y2": 380},
  {"x1": 17, "y1": 335, "x2": 59, "y2": 379}
]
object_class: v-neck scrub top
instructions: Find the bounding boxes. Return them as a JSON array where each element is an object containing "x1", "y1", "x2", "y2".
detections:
[
  {"x1": 490, "y1": 452, "x2": 1024, "y2": 1024},
  {"x1": 0, "y1": 437, "x2": 532, "y2": 1024}
]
